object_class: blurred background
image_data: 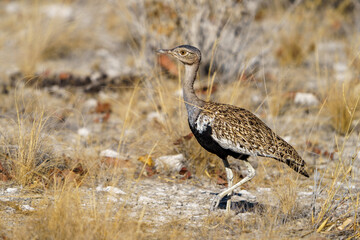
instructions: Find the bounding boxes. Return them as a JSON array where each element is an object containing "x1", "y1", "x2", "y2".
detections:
[{"x1": 0, "y1": 0, "x2": 359, "y2": 82}]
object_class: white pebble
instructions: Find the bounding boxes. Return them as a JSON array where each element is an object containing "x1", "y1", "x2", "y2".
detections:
[
  {"x1": 155, "y1": 154, "x2": 186, "y2": 173},
  {"x1": 21, "y1": 205, "x2": 35, "y2": 211},
  {"x1": 251, "y1": 95, "x2": 261, "y2": 104},
  {"x1": 41, "y1": 4, "x2": 73, "y2": 19},
  {"x1": 90, "y1": 72, "x2": 102, "y2": 82},
  {"x1": 83, "y1": 98, "x2": 98, "y2": 111},
  {"x1": 99, "y1": 149, "x2": 120, "y2": 158},
  {"x1": 294, "y1": 92, "x2": 319, "y2": 106},
  {"x1": 77, "y1": 127, "x2": 90, "y2": 137},
  {"x1": 5, "y1": 188, "x2": 18, "y2": 194},
  {"x1": 239, "y1": 189, "x2": 255, "y2": 199},
  {"x1": 96, "y1": 185, "x2": 126, "y2": 195},
  {"x1": 298, "y1": 192, "x2": 313, "y2": 196},
  {"x1": 147, "y1": 112, "x2": 166, "y2": 123},
  {"x1": 257, "y1": 187, "x2": 271, "y2": 192},
  {"x1": 174, "y1": 89, "x2": 183, "y2": 97},
  {"x1": 236, "y1": 190, "x2": 257, "y2": 201},
  {"x1": 5, "y1": 2, "x2": 20, "y2": 14},
  {"x1": 103, "y1": 186, "x2": 126, "y2": 195}
]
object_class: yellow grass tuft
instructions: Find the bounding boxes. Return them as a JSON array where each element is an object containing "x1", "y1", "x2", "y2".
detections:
[
  {"x1": 7, "y1": 88, "x2": 62, "y2": 187},
  {"x1": 325, "y1": 80, "x2": 360, "y2": 135}
]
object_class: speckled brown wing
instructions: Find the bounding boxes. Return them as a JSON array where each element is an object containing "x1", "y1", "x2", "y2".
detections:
[{"x1": 202, "y1": 102, "x2": 309, "y2": 177}]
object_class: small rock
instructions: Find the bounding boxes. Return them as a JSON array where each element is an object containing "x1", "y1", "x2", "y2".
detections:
[
  {"x1": 251, "y1": 95, "x2": 261, "y2": 104},
  {"x1": 147, "y1": 112, "x2": 166, "y2": 124},
  {"x1": 90, "y1": 72, "x2": 103, "y2": 82},
  {"x1": 83, "y1": 98, "x2": 98, "y2": 111},
  {"x1": 298, "y1": 192, "x2": 313, "y2": 196},
  {"x1": 21, "y1": 205, "x2": 35, "y2": 211},
  {"x1": 5, "y1": 188, "x2": 18, "y2": 194},
  {"x1": 95, "y1": 50, "x2": 122, "y2": 78},
  {"x1": 294, "y1": 92, "x2": 319, "y2": 106},
  {"x1": 77, "y1": 127, "x2": 90, "y2": 137},
  {"x1": 5, "y1": 2, "x2": 20, "y2": 14},
  {"x1": 103, "y1": 186, "x2": 126, "y2": 195},
  {"x1": 41, "y1": 4, "x2": 73, "y2": 19},
  {"x1": 238, "y1": 189, "x2": 256, "y2": 200},
  {"x1": 245, "y1": 1, "x2": 259, "y2": 14},
  {"x1": 100, "y1": 149, "x2": 120, "y2": 158},
  {"x1": 124, "y1": 129, "x2": 135, "y2": 136},
  {"x1": 174, "y1": 89, "x2": 183, "y2": 97},
  {"x1": 155, "y1": 154, "x2": 186, "y2": 174},
  {"x1": 96, "y1": 185, "x2": 126, "y2": 195},
  {"x1": 257, "y1": 187, "x2": 271, "y2": 192}
]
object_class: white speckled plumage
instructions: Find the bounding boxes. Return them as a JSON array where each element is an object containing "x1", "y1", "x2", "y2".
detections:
[{"x1": 195, "y1": 114, "x2": 214, "y2": 134}]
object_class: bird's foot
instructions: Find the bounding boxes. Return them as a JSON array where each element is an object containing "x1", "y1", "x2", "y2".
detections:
[
  {"x1": 210, "y1": 193, "x2": 232, "y2": 212},
  {"x1": 210, "y1": 195, "x2": 222, "y2": 211}
]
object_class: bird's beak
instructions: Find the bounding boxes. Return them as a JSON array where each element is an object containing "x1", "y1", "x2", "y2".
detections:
[{"x1": 156, "y1": 49, "x2": 170, "y2": 54}]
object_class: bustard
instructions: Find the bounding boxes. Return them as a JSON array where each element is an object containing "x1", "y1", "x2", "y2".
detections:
[{"x1": 157, "y1": 45, "x2": 309, "y2": 212}]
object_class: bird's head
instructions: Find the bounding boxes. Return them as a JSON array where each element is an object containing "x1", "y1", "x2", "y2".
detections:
[{"x1": 157, "y1": 45, "x2": 201, "y2": 65}]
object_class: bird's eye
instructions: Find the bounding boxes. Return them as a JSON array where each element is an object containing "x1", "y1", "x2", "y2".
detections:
[{"x1": 179, "y1": 50, "x2": 187, "y2": 56}]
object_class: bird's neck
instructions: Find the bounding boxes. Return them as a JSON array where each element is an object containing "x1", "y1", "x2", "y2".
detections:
[{"x1": 183, "y1": 63, "x2": 204, "y2": 127}]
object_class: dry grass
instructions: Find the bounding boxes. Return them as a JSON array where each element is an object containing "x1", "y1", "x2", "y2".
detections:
[
  {"x1": 1, "y1": 1, "x2": 98, "y2": 76},
  {"x1": 12, "y1": 189, "x2": 142, "y2": 240},
  {"x1": 325, "y1": 80, "x2": 360, "y2": 135},
  {"x1": 0, "y1": 89, "x2": 58, "y2": 187},
  {"x1": 274, "y1": 2, "x2": 319, "y2": 66},
  {"x1": 0, "y1": 0, "x2": 359, "y2": 239}
]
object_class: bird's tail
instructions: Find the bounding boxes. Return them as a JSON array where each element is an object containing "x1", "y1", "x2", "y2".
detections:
[
  {"x1": 284, "y1": 158, "x2": 309, "y2": 177},
  {"x1": 273, "y1": 137, "x2": 310, "y2": 178}
]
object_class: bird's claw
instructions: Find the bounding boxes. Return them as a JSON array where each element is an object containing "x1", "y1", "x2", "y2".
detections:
[
  {"x1": 210, "y1": 196, "x2": 221, "y2": 211},
  {"x1": 211, "y1": 192, "x2": 233, "y2": 212}
]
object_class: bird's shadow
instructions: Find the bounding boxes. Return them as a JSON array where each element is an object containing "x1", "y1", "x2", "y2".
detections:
[{"x1": 210, "y1": 192, "x2": 265, "y2": 213}]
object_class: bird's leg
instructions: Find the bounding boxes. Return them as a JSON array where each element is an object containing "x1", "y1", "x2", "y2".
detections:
[
  {"x1": 225, "y1": 167, "x2": 234, "y2": 212},
  {"x1": 211, "y1": 161, "x2": 256, "y2": 211},
  {"x1": 212, "y1": 157, "x2": 234, "y2": 212}
]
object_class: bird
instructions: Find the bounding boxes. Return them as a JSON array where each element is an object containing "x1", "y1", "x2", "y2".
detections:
[{"x1": 157, "y1": 45, "x2": 309, "y2": 213}]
